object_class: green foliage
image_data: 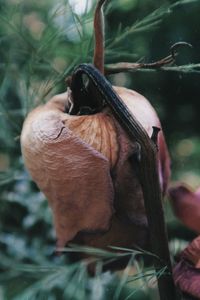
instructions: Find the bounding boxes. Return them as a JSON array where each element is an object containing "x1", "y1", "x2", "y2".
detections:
[{"x1": 0, "y1": 0, "x2": 200, "y2": 299}]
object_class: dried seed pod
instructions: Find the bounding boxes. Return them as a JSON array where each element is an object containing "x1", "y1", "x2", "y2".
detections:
[
  {"x1": 21, "y1": 0, "x2": 171, "y2": 251},
  {"x1": 21, "y1": 85, "x2": 170, "y2": 249}
]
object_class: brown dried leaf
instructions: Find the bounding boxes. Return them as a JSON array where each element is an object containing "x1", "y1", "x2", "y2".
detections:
[
  {"x1": 21, "y1": 93, "x2": 115, "y2": 248},
  {"x1": 173, "y1": 236, "x2": 200, "y2": 299},
  {"x1": 181, "y1": 236, "x2": 200, "y2": 267},
  {"x1": 169, "y1": 185, "x2": 200, "y2": 234}
]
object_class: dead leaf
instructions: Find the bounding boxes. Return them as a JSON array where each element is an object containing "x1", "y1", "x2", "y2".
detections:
[
  {"x1": 173, "y1": 236, "x2": 200, "y2": 299},
  {"x1": 169, "y1": 184, "x2": 200, "y2": 234}
]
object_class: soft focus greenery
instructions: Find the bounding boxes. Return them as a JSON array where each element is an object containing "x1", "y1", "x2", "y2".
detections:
[{"x1": 0, "y1": 0, "x2": 200, "y2": 299}]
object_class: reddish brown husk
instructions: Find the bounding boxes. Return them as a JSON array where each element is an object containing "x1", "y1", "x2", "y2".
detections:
[
  {"x1": 169, "y1": 185, "x2": 200, "y2": 298},
  {"x1": 21, "y1": 86, "x2": 170, "y2": 250},
  {"x1": 169, "y1": 184, "x2": 200, "y2": 234},
  {"x1": 173, "y1": 236, "x2": 200, "y2": 299}
]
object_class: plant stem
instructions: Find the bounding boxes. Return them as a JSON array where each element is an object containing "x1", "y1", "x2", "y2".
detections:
[
  {"x1": 70, "y1": 64, "x2": 182, "y2": 300},
  {"x1": 93, "y1": 0, "x2": 107, "y2": 74}
]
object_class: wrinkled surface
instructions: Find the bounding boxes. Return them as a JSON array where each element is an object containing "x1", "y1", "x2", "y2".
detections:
[
  {"x1": 63, "y1": 109, "x2": 119, "y2": 168},
  {"x1": 181, "y1": 236, "x2": 200, "y2": 267},
  {"x1": 21, "y1": 95, "x2": 114, "y2": 248},
  {"x1": 173, "y1": 236, "x2": 200, "y2": 299},
  {"x1": 169, "y1": 185, "x2": 200, "y2": 298},
  {"x1": 21, "y1": 86, "x2": 170, "y2": 249},
  {"x1": 169, "y1": 184, "x2": 200, "y2": 234}
]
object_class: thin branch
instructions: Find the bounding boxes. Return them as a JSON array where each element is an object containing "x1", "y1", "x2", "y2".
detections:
[
  {"x1": 93, "y1": 0, "x2": 107, "y2": 74},
  {"x1": 106, "y1": 0, "x2": 200, "y2": 50},
  {"x1": 105, "y1": 54, "x2": 174, "y2": 75},
  {"x1": 106, "y1": 5, "x2": 167, "y2": 50},
  {"x1": 106, "y1": 63, "x2": 200, "y2": 75},
  {"x1": 105, "y1": 42, "x2": 193, "y2": 75}
]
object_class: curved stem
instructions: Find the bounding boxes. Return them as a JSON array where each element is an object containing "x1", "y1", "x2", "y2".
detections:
[
  {"x1": 170, "y1": 41, "x2": 193, "y2": 59},
  {"x1": 71, "y1": 63, "x2": 181, "y2": 300},
  {"x1": 93, "y1": 0, "x2": 107, "y2": 74}
]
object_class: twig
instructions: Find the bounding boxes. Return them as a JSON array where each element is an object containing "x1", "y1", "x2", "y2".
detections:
[
  {"x1": 105, "y1": 55, "x2": 174, "y2": 74},
  {"x1": 106, "y1": 63, "x2": 200, "y2": 74},
  {"x1": 105, "y1": 42, "x2": 192, "y2": 75}
]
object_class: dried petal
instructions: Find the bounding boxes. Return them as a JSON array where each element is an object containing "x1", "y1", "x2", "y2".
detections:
[
  {"x1": 21, "y1": 85, "x2": 170, "y2": 249},
  {"x1": 63, "y1": 111, "x2": 119, "y2": 168},
  {"x1": 21, "y1": 94, "x2": 114, "y2": 248},
  {"x1": 173, "y1": 236, "x2": 200, "y2": 299},
  {"x1": 169, "y1": 185, "x2": 200, "y2": 234},
  {"x1": 181, "y1": 236, "x2": 200, "y2": 267}
]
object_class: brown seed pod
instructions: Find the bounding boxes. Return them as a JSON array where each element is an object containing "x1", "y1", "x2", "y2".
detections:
[{"x1": 21, "y1": 0, "x2": 171, "y2": 251}]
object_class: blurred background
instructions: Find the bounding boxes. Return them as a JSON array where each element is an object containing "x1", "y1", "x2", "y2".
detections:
[{"x1": 0, "y1": 0, "x2": 200, "y2": 299}]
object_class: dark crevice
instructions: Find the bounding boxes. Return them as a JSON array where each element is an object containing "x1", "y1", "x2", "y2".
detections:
[{"x1": 69, "y1": 73, "x2": 105, "y2": 116}]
